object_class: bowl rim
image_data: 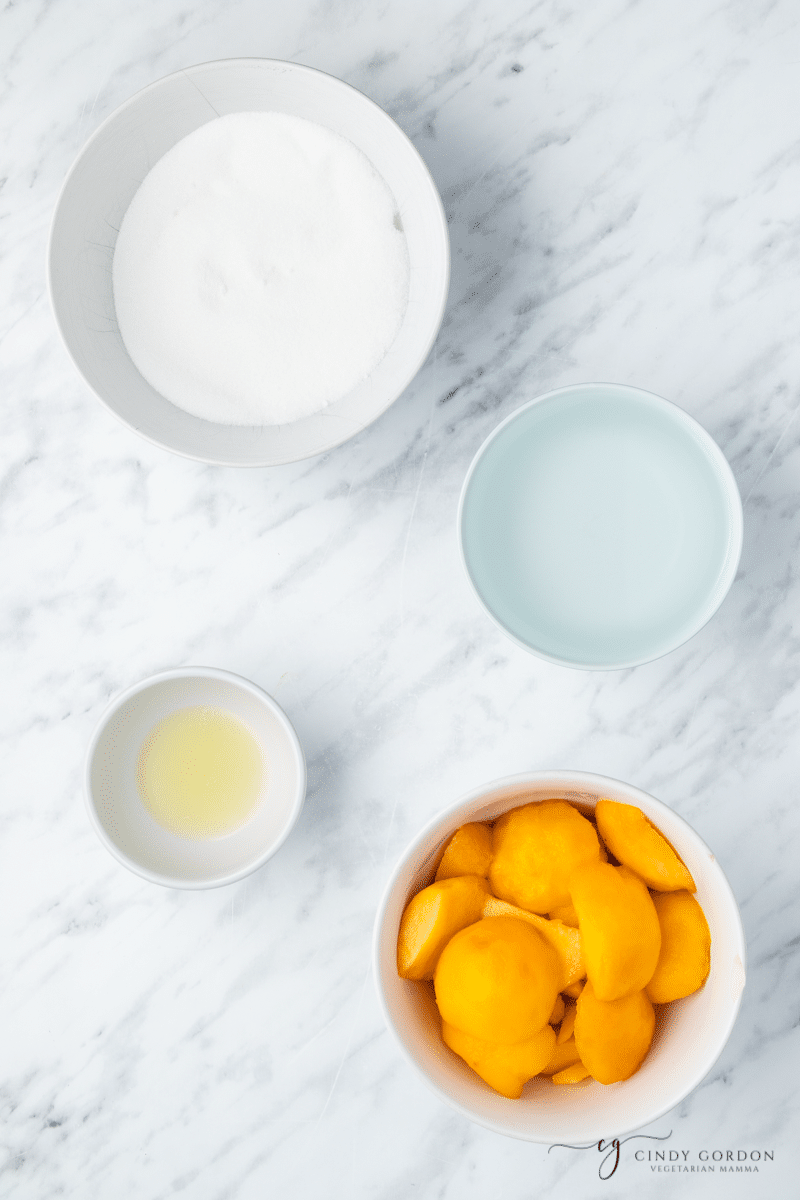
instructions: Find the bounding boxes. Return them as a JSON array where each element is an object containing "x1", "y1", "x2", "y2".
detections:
[
  {"x1": 372, "y1": 769, "x2": 747, "y2": 1143},
  {"x1": 457, "y1": 382, "x2": 744, "y2": 670},
  {"x1": 47, "y1": 56, "x2": 450, "y2": 467},
  {"x1": 83, "y1": 665, "x2": 307, "y2": 889}
]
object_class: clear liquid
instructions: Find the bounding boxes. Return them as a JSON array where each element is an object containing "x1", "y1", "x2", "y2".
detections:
[
  {"x1": 462, "y1": 389, "x2": 736, "y2": 666},
  {"x1": 137, "y1": 706, "x2": 264, "y2": 839}
]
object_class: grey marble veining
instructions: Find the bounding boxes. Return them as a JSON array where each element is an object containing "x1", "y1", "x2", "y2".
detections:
[{"x1": 2, "y1": 0, "x2": 800, "y2": 1195}]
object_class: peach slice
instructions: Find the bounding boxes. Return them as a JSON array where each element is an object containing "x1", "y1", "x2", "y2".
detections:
[
  {"x1": 549, "y1": 902, "x2": 579, "y2": 927},
  {"x1": 557, "y1": 1002, "x2": 577, "y2": 1044},
  {"x1": 540, "y1": 1035, "x2": 582, "y2": 1076},
  {"x1": 646, "y1": 889, "x2": 711, "y2": 1004},
  {"x1": 574, "y1": 981, "x2": 655, "y2": 1084},
  {"x1": 434, "y1": 915, "x2": 560, "y2": 1044},
  {"x1": 435, "y1": 822, "x2": 493, "y2": 881},
  {"x1": 552, "y1": 1062, "x2": 592, "y2": 1084},
  {"x1": 490, "y1": 800, "x2": 601, "y2": 913},
  {"x1": 570, "y1": 861, "x2": 661, "y2": 1000},
  {"x1": 442, "y1": 1021, "x2": 556, "y2": 1099},
  {"x1": 397, "y1": 875, "x2": 489, "y2": 981},
  {"x1": 481, "y1": 894, "x2": 585, "y2": 989},
  {"x1": 595, "y1": 799, "x2": 696, "y2": 891},
  {"x1": 549, "y1": 994, "x2": 566, "y2": 1025}
]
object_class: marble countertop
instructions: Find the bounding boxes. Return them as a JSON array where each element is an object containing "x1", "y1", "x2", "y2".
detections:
[{"x1": 3, "y1": 0, "x2": 799, "y2": 1195}]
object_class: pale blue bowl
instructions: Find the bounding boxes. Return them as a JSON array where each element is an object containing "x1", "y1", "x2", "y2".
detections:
[{"x1": 458, "y1": 384, "x2": 743, "y2": 670}]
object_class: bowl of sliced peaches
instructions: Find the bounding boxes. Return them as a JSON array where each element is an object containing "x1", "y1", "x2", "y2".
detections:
[{"x1": 373, "y1": 772, "x2": 746, "y2": 1142}]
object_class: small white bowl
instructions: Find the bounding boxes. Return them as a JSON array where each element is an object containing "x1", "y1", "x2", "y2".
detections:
[
  {"x1": 373, "y1": 771, "x2": 746, "y2": 1143},
  {"x1": 85, "y1": 667, "x2": 306, "y2": 888},
  {"x1": 49, "y1": 58, "x2": 449, "y2": 466}
]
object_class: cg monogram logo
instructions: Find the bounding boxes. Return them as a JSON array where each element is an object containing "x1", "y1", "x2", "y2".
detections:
[{"x1": 548, "y1": 1130, "x2": 673, "y2": 1179}]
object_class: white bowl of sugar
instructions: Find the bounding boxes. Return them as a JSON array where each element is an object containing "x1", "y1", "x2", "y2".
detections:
[{"x1": 49, "y1": 59, "x2": 450, "y2": 465}]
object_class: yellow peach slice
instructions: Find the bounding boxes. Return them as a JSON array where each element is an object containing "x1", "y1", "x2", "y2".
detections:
[
  {"x1": 434, "y1": 915, "x2": 560, "y2": 1044},
  {"x1": 481, "y1": 895, "x2": 585, "y2": 989},
  {"x1": 552, "y1": 1062, "x2": 592, "y2": 1084},
  {"x1": 557, "y1": 1002, "x2": 576, "y2": 1044},
  {"x1": 397, "y1": 875, "x2": 489, "y2": 981},
  {"x1": 540, "y1": 1035, "x2": 582, "y2": 1075},
  {"x1": 595, "y1": 799, "x2": 695, "y2": 892},
  {"x1": 574, "y1": 980, "x2": 655, "y2": 1084},
  {"x1": 435, "y1": 822, "x2": 494, "y2": 881},
  {"x1": 549, "y1": 994, "x2": 566, "y2": 1025},
  {"x1": 442, "y1": 1021, "x2": 556, "y2": 1099},
  {"x1": 562, "y1": 980, "x2": 585, "y2": 1000},
  {"x1": 549, "y1": 902, "x2": 579, "y2": 927},
  {"x1": 646, "y1": 890, "x2": 711, "y2": 1004},
  {"x1": 570, "y1": 861, "x2": 661, "y2": 1000},
  {"x1": 490, "y1": 800, "x2": 601, "y2": 913}
]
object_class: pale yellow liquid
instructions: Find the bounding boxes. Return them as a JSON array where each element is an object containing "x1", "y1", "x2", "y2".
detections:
[{"x1": 136, "y1": 706, "x2": 264, "y2": 839}]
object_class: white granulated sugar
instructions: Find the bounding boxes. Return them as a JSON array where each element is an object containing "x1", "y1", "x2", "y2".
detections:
[{"x1": 112, "y1": 112, "x2": 410, "y2": 426}]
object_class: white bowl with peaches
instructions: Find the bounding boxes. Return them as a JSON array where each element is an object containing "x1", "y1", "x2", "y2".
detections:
[{"x1": 372, "y1": 771, "x2": 746, "y2": 1143}]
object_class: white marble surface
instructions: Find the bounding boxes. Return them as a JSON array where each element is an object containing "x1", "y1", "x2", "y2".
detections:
[{"x1": 2, "y1": 0, "x2": 799, "y2": 1195}]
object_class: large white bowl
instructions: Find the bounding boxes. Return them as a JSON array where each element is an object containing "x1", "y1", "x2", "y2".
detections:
[
  {"x1": 85, "y1": 667, "x2": 306, "y2": 888},
  {"x1": 373, "y1": 771, "x2": 746, "y2": 1143},
  {"x1": 49, "y1": 59, "x2": 449, "y2": 466}
]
